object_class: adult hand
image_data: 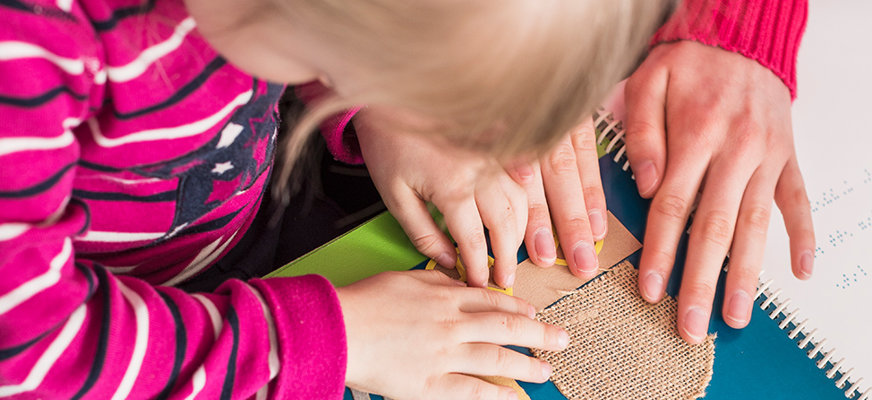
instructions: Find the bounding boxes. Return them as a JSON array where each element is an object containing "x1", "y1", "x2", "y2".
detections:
[
  {"x1": 356, "y1": 108, "x2": 527, "y2": 289},
  {"x1": 623, "y1": 41, "x2": 815, "y2": 343},
  {"x1": 506, "y1": 117, "x2": 605, "y2": 280},
  {"x1": 338, "y1": 270, "x2": 569, "y2": 400}
]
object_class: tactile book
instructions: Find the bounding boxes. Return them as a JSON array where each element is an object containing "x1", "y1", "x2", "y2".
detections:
[
  {"x1": 269, "y1": 5, "x2": 870, "y2": 397},
  {"x1": 269, "y1": 107, "x2": 845, "y2": 399}
]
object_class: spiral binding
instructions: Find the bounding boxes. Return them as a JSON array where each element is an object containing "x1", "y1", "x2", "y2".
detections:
[
  {"x1": 753, "y1": 278, "x2": 870, "y2": 399},
  {"x1": 595, "y1": 107, "x2": 869, "y2": 399},
  {"x1": 593, "y1": 108, "x2": 632, "y2": 174}
]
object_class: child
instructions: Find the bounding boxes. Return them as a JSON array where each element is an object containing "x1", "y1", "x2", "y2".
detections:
[{"x1": 0, "y1": 0, "x2": 671, "y2": 399}]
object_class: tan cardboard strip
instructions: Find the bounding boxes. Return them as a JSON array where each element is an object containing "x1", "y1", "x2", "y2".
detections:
[
  {"x1": 513, "y1": 211, "x2": 641, "y2": 311},
  {"x1": 531, "y1": 261, "x2": 715, "y2": 400},
  {"x1": 478, "y1": 376, "x2": 532, "y2": 400}
]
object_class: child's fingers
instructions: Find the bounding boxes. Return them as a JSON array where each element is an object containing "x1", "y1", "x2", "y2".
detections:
[
  {"x1": 541, "y1": 136, "x2": 598, "y2": 279},
  {"x1": 439, "y1": 197, "x2": 490, "y2": 288},
  {"x1": 774, "y1": 156, "x2": 815, "y2": 280},
  {"x1": 571, "y1": 117, "x2": 608, "y2": 241},
  {"x1": 460, "y1": 312, "x2": 569, "y2": 352},
  {"x1": 455, "y1": 344, "x2": 553, "y2": 383},
  {"x1": 435, "y1": 374, "x2": 518, "y2": 400},
  {"x1": 624, "y1": 63, "x2": 669, "y2": 198},
  {"x1": 722, "y1": 166, "x2": 778, "y2": 329},
  {"x1": 477, "y1": 175, "x2": 526, "y2": 288},
  {"x1": 509, "y1": 162, "x2": 557, "y2": 267},
  {"x1": 457, "y1": 287, "x2": 536, "y2": 318},
  {"x1": 408, "y1": 268, "x2": 467, "y2": 287},
  {"x1": 386, "y1": 187, "x2": 457, "y2": 268}
]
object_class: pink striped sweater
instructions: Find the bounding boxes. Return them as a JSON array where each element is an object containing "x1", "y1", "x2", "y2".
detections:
[{"x1": 0, "y1": 0, "x2": 805, "y2": 399}]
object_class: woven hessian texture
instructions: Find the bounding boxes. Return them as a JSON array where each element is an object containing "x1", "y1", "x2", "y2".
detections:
[{"x1": 531, "y1": 261, "x2": 715, "y2": 400}]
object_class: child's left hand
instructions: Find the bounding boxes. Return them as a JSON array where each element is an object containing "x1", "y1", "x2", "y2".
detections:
[{"x1": 355, "y1": 108, "x2": 528, "y2": 289}]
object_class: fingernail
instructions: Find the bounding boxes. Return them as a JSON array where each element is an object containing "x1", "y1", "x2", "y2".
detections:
[
  {"x1": 534, "y1": 227, "x2": 556, "y2": 264},
  {"x1": 516, "y1": 164, "x2": 534, "y2": 181},
  {"x1": 505, "y1": 271, "x2": 515, "y2": 287},
  {"x1": 588, "y1": 209, "x2": 606, "y2": 240},
  {"x1": 800, "y1": 250, "x2": 814, "y2": 279},
  {"x1": 436, "y1": 253, "x2": 454, "y2": 268},
  {"x1": 556, "y1": 329, "x2": 570, "y2": 349},
  {"x1": 528, "y1": 305, "x2": 537, "y2": 319},
  {"x1": 641, "y1": 272, "x2": 664, "y2": 303},
  {"x1": 682, "y1": 306, "x2": 709, "y2": 343},
  {"x1": 541, "y1": 362, "x2": 553, "y2": 379},
  {"x1": 572, "y1": 241, "x2": 598, "y2": 274},
  {"x1": 506, "y1": 391, "x2": 519, "y2": 400},
  {"x1": 635, "y1": 160, "x2": 658, "y2": 196},
  {"x1": 725, "y1": 289, "x2": 751, "y2": 326}
]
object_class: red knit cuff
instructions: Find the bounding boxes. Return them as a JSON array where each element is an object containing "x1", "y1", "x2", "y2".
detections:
[
  {"x1": 651, "y1": 0, "x2": 807, "y2": 99},
  {"x1": 294, "y1": 82, "x2": 364, "y2": 164},
  {"x1": 250, "y1": 275, "x2": 347, "y2": 400}
]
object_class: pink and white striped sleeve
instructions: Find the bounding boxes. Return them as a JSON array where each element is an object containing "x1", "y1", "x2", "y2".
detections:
[{"x1": 0, "y1": 3, "x2": 346, "y2": 399}]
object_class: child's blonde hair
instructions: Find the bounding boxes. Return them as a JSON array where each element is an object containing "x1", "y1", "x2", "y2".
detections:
[{"x1": 271, "y1": 0, "x2": 674, "y2": 193}]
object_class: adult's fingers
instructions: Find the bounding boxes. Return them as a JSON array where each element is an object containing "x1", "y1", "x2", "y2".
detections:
[
  {"x1": 722, "y1": 165, "x2": 778, "y2": 328},
  {"x1": 774, "y1": 156, "x2": 816, "y2": 280},
  {"x1": 638, "y1": 143, "x2": 708, "y2": 304},
  {"x1": 455, "y1": 344, "x2": 552, "y2": 384},
  {"x1": 571, "y1": 117, "x2": 608, "y2": 240},
  {"x1": 678, "y1": 153, "x2": 757, "y2": 343},
  {"x1": 385, "y1": 186, "x2": 457, "y2": 268},
  {"x1": 541, "y1": 136, "x2": 598, "y2": 279},
  {"x1": 624, "y1": 64, "x2": 669, "y2": 198},
  {"x1": 509, "y1": 161, "x2": 557, "y2": 267}
]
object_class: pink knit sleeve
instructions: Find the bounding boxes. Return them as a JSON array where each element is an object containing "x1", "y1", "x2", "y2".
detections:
[
  {"x1": 295, "y1": 82, "x2": 364, "y2": 164},
  {"x1": 0, "y1": 4, "x2": 346, "y2": 399},
  {"x1": 651, "y1": 0, "x2": 808, "y2": 98}
]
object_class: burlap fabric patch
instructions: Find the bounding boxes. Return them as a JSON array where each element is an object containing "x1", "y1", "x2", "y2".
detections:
[{"x1": 531, "y1": 261, "x2": 715, "y2": 400}]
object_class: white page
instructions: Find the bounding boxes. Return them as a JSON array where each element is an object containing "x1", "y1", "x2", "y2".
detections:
[{"x1": 760, "y1": 1, "x2": 872, "y2": 397}]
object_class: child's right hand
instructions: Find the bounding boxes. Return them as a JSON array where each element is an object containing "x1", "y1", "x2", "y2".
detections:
[{"x1": 336, "y1": 269, "x2": 568, "y2": 400}]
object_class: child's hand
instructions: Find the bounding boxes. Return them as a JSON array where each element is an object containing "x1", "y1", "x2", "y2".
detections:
[
  {"x1": 623, "y1": 41, "x2": 815, "y2": 343},
  {"x1": 505, "y1": 117, "x2": 605, "y2": 278},
  {"x1": 337, "y1": 270, "x2": 568, "y2": 399},
  {"x1": 356, "y1": 108, "x2": 527, "y2": 289}
]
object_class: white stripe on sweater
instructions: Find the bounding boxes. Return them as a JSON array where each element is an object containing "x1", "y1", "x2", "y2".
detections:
[
  {"x1": 56, "y1": 0, "x2": 72, "y2": 12},
  {"x1": 162, "y1": 231, "x2": 237, "y2": 287},
  {"x1": 0, "y1": 305, "x2": 87, "y2": 396},
  {"x1": 0, "y1": 42, "x2": 84, "y2": 75},
  {"x1": 111, "y1": 280, "x2": 150, "y2": 400},
  {"x1": 248, "y1": 284, "x2": 280, "y2": 400},
  {"x1": 0, "y1": 238, "x2": 72, "y2": 315},
  {"x1": 0, "y1": 223, "x2": 29, "y2": 241},
  {"x1": 88, "y1": 90, "x2": 253, "y2": 148},
  {"x1": 0, "y1": 118, "x2": 79, "y2": 158},
  {"x1": 78, "y1": 231, "x2": 165, "y2": 243},
  {"x1": 183, "y1": 294, "x2": 224, "y2": 400},
  {"x1": 105, "y1": 17, "x2": 197, "y2": 83}
]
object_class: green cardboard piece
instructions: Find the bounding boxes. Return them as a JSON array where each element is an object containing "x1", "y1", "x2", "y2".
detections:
[{"x1": 266, "y1": 212, "x2": 426, "y2": 286}]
